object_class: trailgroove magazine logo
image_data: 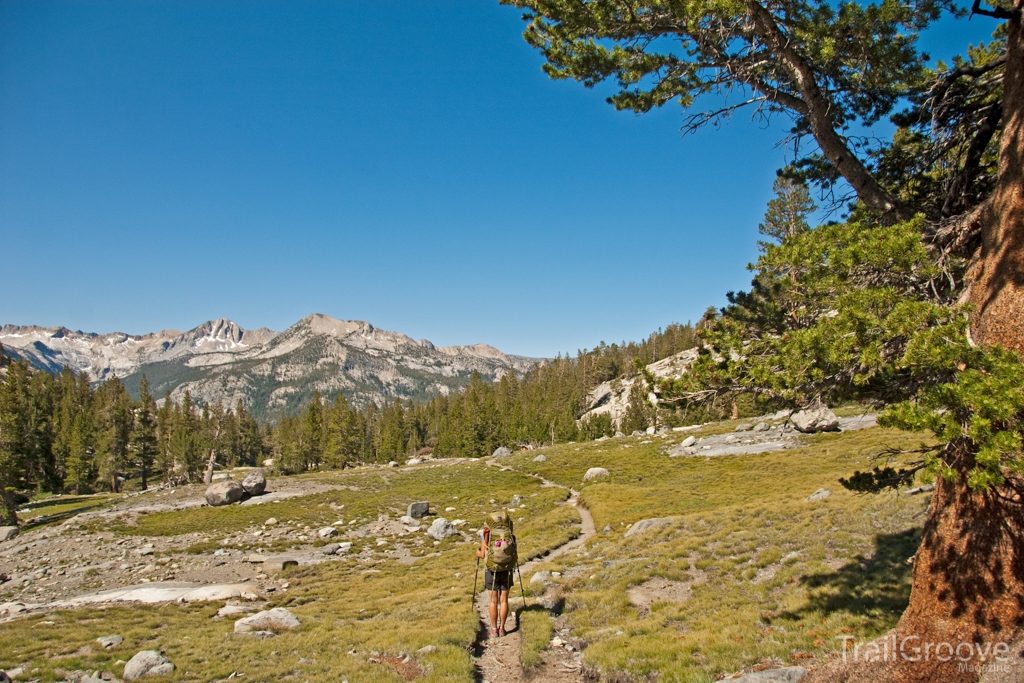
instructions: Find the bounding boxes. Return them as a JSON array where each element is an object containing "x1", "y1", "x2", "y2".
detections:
[{"x1": 836, "y1": 634, "x2": 1012, "y2": 673}]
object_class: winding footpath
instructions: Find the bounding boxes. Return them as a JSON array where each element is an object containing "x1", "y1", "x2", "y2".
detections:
[{"x1": 474, "y1": 466, "x2": 596, "y2": 683}]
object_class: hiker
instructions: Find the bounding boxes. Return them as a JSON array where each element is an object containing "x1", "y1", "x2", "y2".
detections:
[{"x1": 476, "y1": 509, "x2": 518, "y2": 637}]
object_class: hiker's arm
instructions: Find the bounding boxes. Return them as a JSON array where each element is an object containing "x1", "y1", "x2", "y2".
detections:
[{"x1": 476, "y1": 538, "x2": 486, "y2": 559}]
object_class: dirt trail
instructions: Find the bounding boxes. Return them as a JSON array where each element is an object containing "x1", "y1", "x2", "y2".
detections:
[{"x1": 474, "y1": 469, "x2": 595, "y2": 683}]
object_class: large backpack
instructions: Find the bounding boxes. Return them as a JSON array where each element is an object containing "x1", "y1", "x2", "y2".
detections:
[{"x1": 485, "y1": 510, "x2": 518, "y2": 573}]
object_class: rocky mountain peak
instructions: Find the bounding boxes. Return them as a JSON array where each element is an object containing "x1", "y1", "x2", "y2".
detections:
[{"x1": 1, "y1": 315, "x2": 543, "y2": 421}]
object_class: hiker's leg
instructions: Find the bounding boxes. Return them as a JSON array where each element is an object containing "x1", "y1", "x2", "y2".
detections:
[
  {"x1": 499, "y1": 589, "x2": 509, "y2": 630},
  {"x1": 488, "y1": 589, "x2": 499, "y2": 629}
]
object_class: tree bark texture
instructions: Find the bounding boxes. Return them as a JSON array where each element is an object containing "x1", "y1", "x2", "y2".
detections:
[
  {"x1": 970, "y1": 6, "x2": 1024, "y2": 355},
  {"x1": 893, "y1": 464, "x2": 1024, "y2": 682}
]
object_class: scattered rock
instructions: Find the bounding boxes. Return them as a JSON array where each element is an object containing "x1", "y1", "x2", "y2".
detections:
[
  {"x1": 321, "y1": 543, "x2": 340, "y2": 555},
  {"x1": 753, "y1": 422, "x2": 770, "y2": 432},
  {"x1": 137, "y1": 544, "x2": 155, "y2": 556},
  {"x1": 405, "y1": 458, "x2": 422, "y2": 465},
  {"x1": 234, "y1": 607, "x2": 301, "y2": 634},
  {"x1": 806, "y1": 488, "x2": 832, "y2": 501},
  {"x1": 217, "y1": 604, "x2": 251, "y2": 617},
  {"x1": 624, "y1": 517, "x2": 673, "y2": 538},
  {"x1": 772, "y1": 409, "x2": 794, "y2": 420},
  {"x1": 0, "y1": 603, "x2": 27, "y2": 616},
  {"x1": 317, "y1": 526, "x2": 337, "y2": 539},
  {"x1": 491, "y1": 446, "x2": 512, "y2": 458},
  {"x1": 262, "y1": 556, "x2": 298, "y2": 573},
  {"x1": 241, "y1": 470, "x2": 267, "y2": 496},
  {"x1": 123, "y1": 651, "x2": 174, "y2": 680},
  {"x1": 96, "y1": 635, "x2": 123, "y2": 649},
  {"x1": 417, "y1": 645, "x2": 437, "y2": 654},
  {"x1": 426, "y1": 518, "x2": 458, "y2": 541},
  {"x1": 583, "y1": 467, "x2": 609, "y2": 482},
  {"x1": 907, "y1": 483, "x2": 936, "y2": 495},
  {"x1": 603, "y1": 524, "x2": 611, "y2": 534},
  {"x1": 631, "y1": 430, "x2": 643, "y2": 437},
  {"x1": 614, "y1": 431, "x2": 625, "y2": 438},
  {"x1": 205, "y1": 481, "x2": 244, "y2": 507},
  {"x1": 680, "y1": 436, "x2": 697, "y2": 448},
  {"x1": 790, "y1": 406, "x2": 840, "y2": 433},
  {"x1": 510, "y1": 495, "x2": 525, "y2": 507},
  {"x1": 728, "y1": 667, "x2": 807, "y2": 683},
  {"x1": 645, "y1": 426, "x2": 656, "y2": 435},
  {"x1": 532, "y1": 454, "x2": 547, "y2": 462},
  {"x1": 0, "y1": 527, "x2": 19, "y2": 543},
  {"x1": 399, "y1": 515, "x2": 420, "y2": 526},
  {"x1": 407, "y1": 502, "x2": 429, "y2": 519},
  {"x1": 531, "y1": 571, "x2": 551, "y2": 585},
  {"x1": 734, "y1": 424, "x2": 753, "y2": 432},
  {"x1": 264, "y1": 517, "x2": 277, "y2": 526}
]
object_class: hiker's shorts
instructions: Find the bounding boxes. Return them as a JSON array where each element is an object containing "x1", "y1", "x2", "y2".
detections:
[{"x1": 485, "y1": 568, "x2": 513, "y2": 592}]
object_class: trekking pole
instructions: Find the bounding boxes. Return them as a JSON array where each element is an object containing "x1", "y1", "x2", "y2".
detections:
[
  {"x1": 471, "y1": 555, "x2": 480, "y2": 612},
  {"x1": 516, "y1": 562, "x2": 529, "y2": 608},
  {"x1": 515, "y1": 562, "x2": 529, "y2": 638}
]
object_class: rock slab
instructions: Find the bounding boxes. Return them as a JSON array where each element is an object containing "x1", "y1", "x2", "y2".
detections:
[
  {"x1": 729, "y1": 667, "x2": 806, "y2": 683},
  {"x1": 624, "y1": 517, "x2": 673, "y2": 538},
  {"x1": 123, "y1": 651, "x2": 174, "y2": 680},
  {"x1": 0, "y1": 527, "x2": 19, "y2": 543},
  {"x1": 426, "y1": 517, "x2": 459, "y2": 541},
  {"x1": 96, "y1": 635, "x2": 123, "y2": 649},
  {"x1": 262, "y1": 556, "x2": 299, "y2": 573},
  {"x1": 234, "y1": 607, "x2": 301, "y2": 634},
  {"x1": 492, "y1": 446, "x2": 512, "y2": 458},
  {"x1": 790, "y1": 406, "x2": 839, "y2": 433},
  {"x1": 583, "y1": 467, "x2": 610, "y2": 482},
  {"x1": 806, "y1": 488, "x2": 832, "y2": 501},
  {"x1": 241, "y1": 470, "x2": 266, "y2": 495},
  {"x1": 407, "y1": 501, "x2": 429, "y2": 518},
  {"x1": 205, "y1": 481, "x2": 244, "y2": 507}
]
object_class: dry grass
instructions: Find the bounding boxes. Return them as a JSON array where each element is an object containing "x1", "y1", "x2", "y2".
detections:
[
  {"x1": 507, "y1": 426, "x2": 933, "y2": 681},
  {"x1": 0, "y1": 460, "x2": 577, "y2": 683},
  {"x1": 0, "y1": 423, "x2": 935, "y2": 683}
]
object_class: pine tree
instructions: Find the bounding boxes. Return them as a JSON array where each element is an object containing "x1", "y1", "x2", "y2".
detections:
[
  {"x1": 758, "y1": 177, "x2": 816, "y2": 248},
  {"x1": 302, "y1": 391, "x2": 325, "y2": 470},
  {"x1": 0, "y1": 360, "x2": 31, "y2": 523},
  {"x1": 621, "y1": 377, "x2": 651, "y2": 435},
  {"x1": 95, "y1": 377, "x2": 133, "y2": 492},
  {"x1": 155, "y1": 393, "x2": 174, "y2": 482},
  {"x1": 131, "y1": 376, "x2": 158, "y2": 490}
]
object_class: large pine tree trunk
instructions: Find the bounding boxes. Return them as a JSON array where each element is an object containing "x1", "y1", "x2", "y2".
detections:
[
  {"x1": 892, "y1": 10, "x2": 1024, "y2": 681},
  {"x1": 969, "y1": 6, "x2": 1024, "y2": 355},
  {"x1": 893, "y1": 460, "x2": 1024, "y2": 682}
]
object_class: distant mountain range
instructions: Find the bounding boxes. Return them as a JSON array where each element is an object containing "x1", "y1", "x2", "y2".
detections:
[{"x1": 0, "y1": 314, "x2": 541, "y2": 420}]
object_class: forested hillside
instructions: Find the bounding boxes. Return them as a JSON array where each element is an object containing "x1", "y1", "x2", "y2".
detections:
[{"x1": 0, "y1": 322, "x2": 694, "y2": 522}]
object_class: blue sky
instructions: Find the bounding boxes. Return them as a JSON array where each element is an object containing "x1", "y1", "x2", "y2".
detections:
[{"x1": 0, "y1": 2, "x2": 995, "y2": 358}]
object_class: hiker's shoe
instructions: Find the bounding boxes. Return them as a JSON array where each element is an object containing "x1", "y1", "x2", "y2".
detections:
[
  {"x1": 497, "y1": 628, "x2": 506, "y2": 637},
  {"x1": 490, "y1": 628, "x2": 499, "y2": 638}
]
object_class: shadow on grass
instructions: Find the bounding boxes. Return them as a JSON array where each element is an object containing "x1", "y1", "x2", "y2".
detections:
[
  {"x1": 783, "y1": 528, "x2": 920, "y2": 621},
  {"x1": 23, "y1": 495, "x2": 99, "y2": 512},
  {"x1": 22, "y1": 501, "x2": 110, "y2": 529}
]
